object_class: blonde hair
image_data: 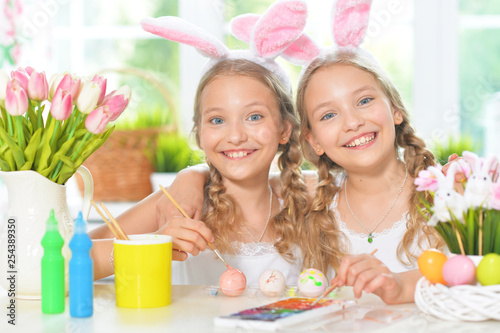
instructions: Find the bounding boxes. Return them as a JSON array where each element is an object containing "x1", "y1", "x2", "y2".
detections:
[
  {"x1": 296, "y1": 49, "x2": 444, "y2": 273},
  {"x1": 192, "y1": 59, "x2": 309, "y2": 259}
]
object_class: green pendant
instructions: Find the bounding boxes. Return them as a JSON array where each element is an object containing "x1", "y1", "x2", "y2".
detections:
[{"x1": 368, "y1": 234, "x2": 373, "y2": 243}]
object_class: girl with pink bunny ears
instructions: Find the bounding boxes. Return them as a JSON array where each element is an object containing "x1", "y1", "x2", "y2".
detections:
[
  {"x1": 291, "y1": 0, "x2": 446, "y2": 304},
  {"x1": 90, "y1": 0, "x2": 310, "y2": 286}
]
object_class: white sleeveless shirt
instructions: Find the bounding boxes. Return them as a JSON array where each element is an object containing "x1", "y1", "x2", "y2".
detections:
[
  {"x1": 171, "y1": 241, "x2": 303, "y2": 286},
  {"x1": 331, "y1": 192, "x2": 421, "y2": 273},
  {"x1": 171, "y1": 199, "x2": 303, "y2": 285}
]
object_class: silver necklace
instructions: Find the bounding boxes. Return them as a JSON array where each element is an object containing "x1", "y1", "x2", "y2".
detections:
[
  {"x1": 344, "y1": 164, "x2": 408, "y2": 243},
  {"x1": 242, "y1": 185, "x2": 273, "y2": 243}
]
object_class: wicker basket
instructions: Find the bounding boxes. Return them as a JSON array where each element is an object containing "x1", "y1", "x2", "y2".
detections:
[
  {"x1": 415, "y1": 277, "x2": 500, "y2": 321},
  {"x1": 76, "y1": 129, "x2": 159, "y2": 201}
]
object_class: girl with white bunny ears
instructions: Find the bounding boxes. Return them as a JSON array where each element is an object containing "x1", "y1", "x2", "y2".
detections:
[
  {"x1": 284, "y1": 0, "x2": 447, "y2": 304},
  {"x1": 132, "y1": 0, "x2": 310, "y2": 285},
  {"x1": 140, "y1": 0, "x2": 307, "y2": 91}
]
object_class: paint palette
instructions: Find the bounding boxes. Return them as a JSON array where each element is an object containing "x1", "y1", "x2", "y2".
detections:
[{"x1": 214, "y1": 297, "x2": 356, "y2": 330}]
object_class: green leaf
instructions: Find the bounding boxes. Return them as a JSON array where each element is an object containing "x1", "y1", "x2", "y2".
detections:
[
  {"x1": 54, "y1": 155, "x2": 77, "y2": 184},
  {"x1": 487, "y1": 210, "x2": 500, "y2": 254},
  {"x1": 494, "y1": 221, "x2": 500, "y2": 254},
  {"x1": 0, "y1": 157, "x2": 11, "y2": 171},
  {"x1": 27, "y1": 106, "x2": 38, "y2": 132},
  {"x1": 466, "y1": 208, "x2": 475, "y2": 254},
  {"x1": 0, "y1": 106, "x2": 5, "y2": 130},
  {"x1": 20, "y1": 128, "x2": 42, "y2": 171},
  {"x1": 0, "y1": 126, "x2": 26, "y2": 169}
]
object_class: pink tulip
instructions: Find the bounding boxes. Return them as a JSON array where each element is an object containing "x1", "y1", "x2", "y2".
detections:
[
  {"x1": 5, "y1": 79, "x2": 28, "y2": 116},
  {"x1": 24, "y1": 66, "x2": 35, "y2": 76},
  {"x1": 27, "y1": 70, "x2": 49, "y2": 101},
  {"x1": 92, "y1": 74, "x2": 107, "y2": 105},
  {"x1": 414, "y1": 169, "x2": 439, "y2": 192},
  {"x1": 10, "y1": 68, "x2": 29, "y2": 91},
  {"x1": 85, "y1": 105, "x2": 112, "y2": 134},
  {"x1": 50, "y1": 88, "x2": 73, "y2": 121},
  {"x1": 55, "y1": 74, "x2": 81, "y2": 102},
  {"x1": 101, "y1": 85, "x2": 131, "y2": 121},
  {"x1": 489, "y1": 183, "x2": 500, "y2": 210}
]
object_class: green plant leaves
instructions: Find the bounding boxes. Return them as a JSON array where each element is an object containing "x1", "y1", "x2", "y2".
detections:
[
  {"x1": 0, "y1": 125, "x2": 26, "y2": 169},
  {"x1": 0, "y1": 102, "x2": 120, "y2": 184}
]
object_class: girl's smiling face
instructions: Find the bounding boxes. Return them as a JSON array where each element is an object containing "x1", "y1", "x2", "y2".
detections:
[
  {"x1": 304, "y1": 64, "x2": 403, "y2": 173},
  {"x1": 199, "y1": 75, "x2": 290, "y2": 184}
]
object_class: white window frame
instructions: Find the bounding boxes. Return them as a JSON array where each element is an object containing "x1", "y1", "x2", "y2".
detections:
[
  {"x1": 413, "y1": 0, "x2": 460, "y2": 144},
  {"x1": 53, "y1": 0, "x2": 465, "y2": 140}
]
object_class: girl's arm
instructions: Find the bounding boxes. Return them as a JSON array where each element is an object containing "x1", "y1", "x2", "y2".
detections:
[
  {"x1": 156, "y1": 164, "x2": 209, "y2": 225},
  {"x1": 89, "y1": 191, "x2": 161, "y2": 240},
  {"x1": 91, "y1": 239, "x2": 114, "y2": 280},
  {"x1": 155, "y1": 164, "x2": 319, "y2": 221},
  {"x1": 331, "y1": 253, "x2": 421, "y2": 304}
]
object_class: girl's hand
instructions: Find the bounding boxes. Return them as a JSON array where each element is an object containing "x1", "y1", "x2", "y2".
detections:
[
  {"x1": 331, "y1": 253, "x2": 413, "y2": 304},
  {"x1": 442, "y1": 153, "x2": 467, "y2": 182},
  {"x1": 155, "y1": 165, "x2": 209, "y2": 228},
  {"x1": 156, "y1": 216, "x2": 215, "y2": 261}
]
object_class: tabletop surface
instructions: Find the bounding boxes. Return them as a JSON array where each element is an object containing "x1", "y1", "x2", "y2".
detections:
[{"x1": 1, "y1": 281, "x2": 499, "y2": 333}]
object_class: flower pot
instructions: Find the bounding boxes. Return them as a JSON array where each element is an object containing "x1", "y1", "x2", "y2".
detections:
[{"x1": 0, "y1": 166, "x2": 93, "y2": 299}]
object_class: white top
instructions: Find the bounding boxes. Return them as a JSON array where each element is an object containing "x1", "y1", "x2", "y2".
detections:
[
  {"x1": 331, "y1": 192, "x2": 421, "y2": 273},
  {"x1": 171, "y1": 241, "x2": 303, "y2": 286}
]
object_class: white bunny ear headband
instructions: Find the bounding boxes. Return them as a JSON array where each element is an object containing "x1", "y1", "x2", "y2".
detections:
[
  {"x1": 231, "y1": 0, "x2": 374, "y2": 68},
  {"x1": 140, "y1": 0, "x2": 308, "y2": 91}
]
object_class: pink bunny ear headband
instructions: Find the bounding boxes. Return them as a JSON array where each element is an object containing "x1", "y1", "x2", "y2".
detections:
[
  {"x1": 140, "y1": 0, "x2": 308, "y2": 91},
  {"x1": 231, "y1": 0, "x2": 374, "y2": 70}
]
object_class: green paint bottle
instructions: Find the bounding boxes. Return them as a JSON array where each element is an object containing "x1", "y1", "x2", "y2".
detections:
[{"x1": 41, "y1": 209, "x2": 65, "y2": 314}]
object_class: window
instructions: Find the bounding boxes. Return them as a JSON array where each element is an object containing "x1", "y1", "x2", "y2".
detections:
[
  {"x1": 4, "y1": 0, "x2": 500, "y2": 152},
  {"x1": 459, "y1": 0, "x2": 500, "y2": 156}
]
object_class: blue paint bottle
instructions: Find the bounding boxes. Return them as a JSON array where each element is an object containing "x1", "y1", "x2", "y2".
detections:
[{"x1": 69, "y1": 212, "x2": 93, "y2": 317}]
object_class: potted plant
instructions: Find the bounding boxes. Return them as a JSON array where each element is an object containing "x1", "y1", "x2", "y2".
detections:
[
  {"x1": 149, "y1": 131, "x2": 205, "y2": 191},
  {"x1": 415, "y1": 150, "x2": 500, "y2": 255}
]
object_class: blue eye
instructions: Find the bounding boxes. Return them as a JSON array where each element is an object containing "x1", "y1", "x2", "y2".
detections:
[
  {"x1": 210, "y1": 117, "x2": 224, "y2": 125},
  {"x1": 248, "y1": 114, "x2": 262, "y2": 121},
  {"x1": 320, "y1": 112, "x2": 336, "y2": 121},
  {"x1": 359, "y1": 97, "x2": 373, "y2": 106}
]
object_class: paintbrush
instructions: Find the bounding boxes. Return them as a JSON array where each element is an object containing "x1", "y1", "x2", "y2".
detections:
[
  {"x1": 159, "y1": 185, "x2": 232, "y2": 269},
  {"x1": 308, "y1": 249, "x2": 379, "y2": 308}
]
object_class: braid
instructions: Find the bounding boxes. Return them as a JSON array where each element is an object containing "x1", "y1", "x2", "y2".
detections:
[
  {"x1": 300, "y1": 156, "x2": 345, "y2": 274},
  {"x1": 203, "y1": 165, "x2": 243, "y2": 254},
  {"x1": 395, "y1": 120, "x2": 446, "y2": 264},
  {"x1": 274, "y1": 125, "x2": 309, "y2": 262}
]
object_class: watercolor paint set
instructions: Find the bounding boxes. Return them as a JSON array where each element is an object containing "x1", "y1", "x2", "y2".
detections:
[{"x1": 214, "y1": 297, "x2": 356, "y2": 331}]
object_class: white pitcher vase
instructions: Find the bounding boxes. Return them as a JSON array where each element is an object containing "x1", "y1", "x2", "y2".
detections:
[{"x1": 0, "y1": 166, "x2": 93, "y2": 299}]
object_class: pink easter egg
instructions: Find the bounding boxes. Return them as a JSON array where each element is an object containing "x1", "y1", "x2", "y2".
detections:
[
  {"x1": 219, "y1": 268, "x2": 246, "y2": 296},
  {"x1": 297, "y1": 268, "x2": 327, "y2": 297},
  {"x1": 442, "y1": 255, "x2": 476, "y2": 286}
]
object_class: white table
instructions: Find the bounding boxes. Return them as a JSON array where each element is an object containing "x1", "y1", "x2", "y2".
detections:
[{"x1": 1, "y1": 281, "x2": 499, "y2": 333}]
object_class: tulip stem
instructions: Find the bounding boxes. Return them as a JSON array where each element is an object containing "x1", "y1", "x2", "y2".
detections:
[
  {"x1": 15, "y1": 116, "x2": 25, "y2": 150},
  {"x1": 50, "y1": 120, "x2": 60, "y2": 147},
  {"x1": 70, "y1": 132, "x2": 92, "y2": 160},
  {"x1": 67, "y1": 110, "x2": 81, "y2": 141},
  {"x1": 37, "y1": 103, "x2": 43, "y2": 129}
]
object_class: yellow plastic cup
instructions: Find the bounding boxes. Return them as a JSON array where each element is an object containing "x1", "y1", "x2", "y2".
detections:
[{"x1": 114, "y1": 234, "x2": 172, "y2": 308}]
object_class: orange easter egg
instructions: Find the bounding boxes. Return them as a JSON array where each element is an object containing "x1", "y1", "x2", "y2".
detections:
[{"x1": 417, "y1": 249, "x2": 448, "y2": 284}]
